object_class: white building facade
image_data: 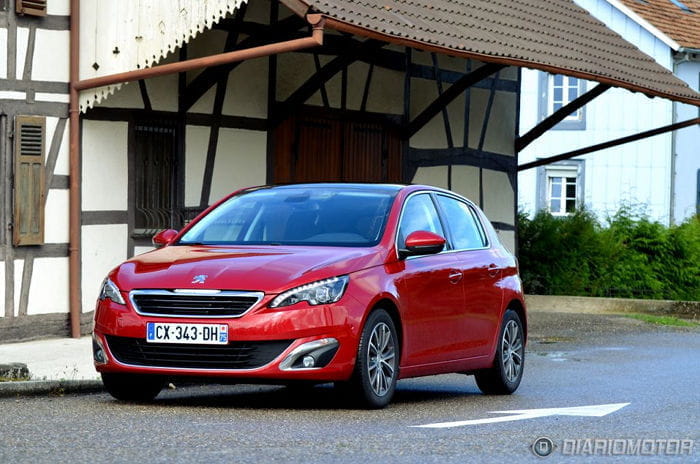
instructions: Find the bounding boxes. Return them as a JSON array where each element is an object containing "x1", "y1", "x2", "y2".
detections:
[{"x1": 519, "y1": 0, "x2": 699, "y2": 224}]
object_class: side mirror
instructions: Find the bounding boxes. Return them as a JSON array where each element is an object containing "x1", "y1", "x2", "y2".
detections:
[
  {"x1": 152, "y1": 229, "x2": 179, "y2": 248},
  {"x1": 399, "y1": 230, "x2": 446, "y2": 259}
]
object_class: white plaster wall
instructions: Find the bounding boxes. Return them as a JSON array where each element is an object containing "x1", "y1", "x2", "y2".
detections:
[
  {"x1": 673, "y1": 61, "x2": 700, "y2": 222},
  {"x1": 82, "y1": 120, "x2": 128, "y2": 211},
  {"x1": 466, "y1": 88, "x2": 516, "y2": 155},
  {"x1": 145, "y1": 73, "x2": 179, "y2": 112},
  {"x1": 81, "y1": 224, "x2": 128, "y2": 311},
  {"x1": 451, "y1": 165, "x2": 481, "y2": 202},
  {"x1": 0, "y1": 267, "x2": 4, "y2": 317},
  {"x1": 498, "y1": 230, "x2": 515, "y2": 254},
  {"x1": 209, "y1": 128, "x2": 266, "y2": 203},
  {"x1": 518, "y1": 0, "x2": 675, "y2": 223},
  {"x1": 364, "y1": 67, "x2": 403, "y2": 115},
  {"x1": 15, "y1": 27, "x2": 29, "y2": 80},
  {"x1": 276, "y1": 53, "x2": 316, "y2": 102},
  {"x1": 32, "y1": 30, "x2": 70, "y2": 82},
  {"x1": 412, "y1": 166, "x2": 449, "y2": 189},
  {"x1": 345, "y1": 61, "x2": 370, "y2": 112},
  {"x1": 410, "y1": 77, "x2": 447, "y2": 149},
  {"x1": 45, "y1": 189, "x2": 69, "y2": 243},
  {"x1": 13, "y1": 259, "x2": 24, "y2": 315},
  {"x1": 133, "y1": 246, "x2": 155, "y2": 256},
  {"x1": 95, "y1": 81, "x2": 143, "y2": 109},
  {"x1": 185, "y1": 125, "x2": 211, "y2": 206},
  {"x1": 190, "y1": 86, "x2": 216, "y2": 114},
  {"x1": 50, "y1": 117, "x2": 70, "y2": 175},
  {"x1": 0, "y1": 28, "x2": 7, "y2": 79},
  {"x1": 222, "y1": 57, "x2": 268, "y2": 118},
  {"x1": 47, "y1": 0, "x2": 71, "y2": 15},
  {"x1": 482, "y1": 169, "x2": 514, "y2": 224},
  {"x1": 27, "y1": 258, "x2": 69, "y2": 315}
]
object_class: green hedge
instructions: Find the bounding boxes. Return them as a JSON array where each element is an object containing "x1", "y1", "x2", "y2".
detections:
[{"x1": 517, "y1": 207, "x2": 700, "y2": 301}]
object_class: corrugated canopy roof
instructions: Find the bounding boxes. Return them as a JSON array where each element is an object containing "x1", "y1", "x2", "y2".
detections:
[
  {"x1": 287, "y1": 0, "x2": 700, "y2": 106},
  {"x1": 618, "y1": 0, "x2": 700, "y2": 49}
]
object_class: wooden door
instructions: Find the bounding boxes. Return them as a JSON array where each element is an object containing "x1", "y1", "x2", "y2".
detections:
[{"x1": 273, "y1": 111, "x2": 402, "y2": 184}]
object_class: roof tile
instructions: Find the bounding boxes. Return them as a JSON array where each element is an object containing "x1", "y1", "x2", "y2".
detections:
[{"x1": 299, "y1": 0, "x2": 700, "y2": 105}]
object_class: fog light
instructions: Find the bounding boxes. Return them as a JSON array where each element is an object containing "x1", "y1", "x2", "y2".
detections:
[
  {"x1": 302, "y1": 355, "x2": 315, "y2": 368},
  {"x1": 92, "y1": 336, "x2": 108, "y2": 365}
]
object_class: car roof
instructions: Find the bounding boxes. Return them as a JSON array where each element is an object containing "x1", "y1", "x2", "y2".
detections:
[{"x1": 263, "y1": 183, "x2": 406, "y2": 193}]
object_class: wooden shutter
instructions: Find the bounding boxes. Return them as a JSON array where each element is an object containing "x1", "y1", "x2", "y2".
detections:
[
  {"x1": 15, "y1": 0, "x2": 47, "y2": 16},
  {"x1": 14, "y1": 116, "x2": 45, "y2": 246}
]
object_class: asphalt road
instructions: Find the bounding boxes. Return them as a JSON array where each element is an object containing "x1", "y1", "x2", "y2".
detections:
[{"x1": 1, "y1": 313, "x2": 698, "y2": 463}]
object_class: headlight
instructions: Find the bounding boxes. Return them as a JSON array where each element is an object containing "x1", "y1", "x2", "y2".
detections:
[
  {"x1": 270, "y1": 276, "x2": 349, "y2": 308},
  {"x1": 99, "y1": 278, "x2": 126, "y2": 305}
]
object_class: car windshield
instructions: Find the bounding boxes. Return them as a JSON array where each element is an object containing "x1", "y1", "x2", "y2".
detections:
[{"x1": 178, "y1": 187, "x2": 397, "y2": 247}]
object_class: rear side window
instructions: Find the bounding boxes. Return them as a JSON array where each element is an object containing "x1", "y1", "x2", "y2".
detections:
[
  {"x1": 436, "y1": 195, "x2": 487, "y2": 250},
  {"x1": 398, "y1": 194, "x2": 445, "y2": 248}
]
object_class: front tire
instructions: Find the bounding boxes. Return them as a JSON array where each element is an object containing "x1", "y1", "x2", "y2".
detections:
[
  {"x1": 475, "y1": 309, "x2": 525, "y2": 395},
  {"x1": 338, "y1": 309, "x2": 399, "y2": 409},
  {"x1": 101, "y1": 373, "x2": 165, "y2": 402}
]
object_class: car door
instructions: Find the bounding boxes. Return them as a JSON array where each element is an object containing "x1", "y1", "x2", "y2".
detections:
[
  {"x1": 435, "y1": 195, "x2": 504, "y2": 359},
  {"x1": 395, "y1": 193, "x2": 466, "y2": 367}
]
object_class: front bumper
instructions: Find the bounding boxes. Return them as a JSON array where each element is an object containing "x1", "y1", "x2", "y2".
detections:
[{"x1": 93, "y1": 293, "x2": 364, "y2": 382}]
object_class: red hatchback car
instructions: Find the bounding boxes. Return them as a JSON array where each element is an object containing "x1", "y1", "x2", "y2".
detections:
[{"x1": 93, "y1": 183, "x2": 526, "y2": 408}]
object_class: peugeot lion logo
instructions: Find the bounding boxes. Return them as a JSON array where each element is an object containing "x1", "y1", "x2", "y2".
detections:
[{"x1": 192, "y1": 274, "x2": 208, "y2": 284}]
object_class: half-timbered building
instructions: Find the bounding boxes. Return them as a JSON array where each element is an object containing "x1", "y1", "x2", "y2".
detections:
[{"x1": 2, "y1": 0, "x2": 699, "y2": 340}]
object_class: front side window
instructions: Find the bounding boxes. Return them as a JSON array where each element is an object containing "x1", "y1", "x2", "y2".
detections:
[
  {"x1": 436, "y1": 196, "x2": 487, "y2": 250},
  {"x1": 397, "y1": 194, "x2": 445, "y2": 249}
]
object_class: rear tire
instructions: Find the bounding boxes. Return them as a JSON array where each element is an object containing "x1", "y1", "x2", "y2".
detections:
[
  {"x1": 337, "y1": 309, "x2": 399, "y2": 409},
  {"x1": 101, "y1": 373, "x2": 165, "y2": 402},
  {"x1": 475, "y1": 309, "x2": 525, "y2": 395}
]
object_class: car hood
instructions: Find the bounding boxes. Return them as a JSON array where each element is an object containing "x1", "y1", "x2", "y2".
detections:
[{"x1": 112, "y1": 245, "x2": 385, "y2": 294}]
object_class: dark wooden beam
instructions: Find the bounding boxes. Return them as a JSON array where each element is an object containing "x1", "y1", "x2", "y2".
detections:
[
  {"x1": 403, "y1": 63, "x2": 506, "y2": 139},
  {"x1": 516, "y1": 83, "x2": 610, "y2": 152},
  {"x1": 518, "y1": 117, "x2": 700, "y2": 171}
]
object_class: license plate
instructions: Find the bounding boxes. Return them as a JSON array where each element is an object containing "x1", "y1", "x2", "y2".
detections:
[{"x1": 146, "y1": 322, "x2": 228, "y2": 345}]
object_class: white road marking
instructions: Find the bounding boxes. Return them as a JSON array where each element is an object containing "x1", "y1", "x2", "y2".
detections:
[{"x1": 413, "y1": 402, "x2": 630, "y2": 428}]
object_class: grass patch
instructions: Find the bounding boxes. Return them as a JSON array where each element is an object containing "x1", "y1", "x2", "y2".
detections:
[{"x1": 623, "y1": 313, "x2": 699, "y2": 327}]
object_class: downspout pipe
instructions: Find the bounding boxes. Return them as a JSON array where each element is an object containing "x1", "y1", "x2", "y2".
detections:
[
  {"x1": 68, "y1": 0, "x2": 80, "y2": 338},
  {"x1": 67, "y1": 12, "x2": 325, "y2": 338}
]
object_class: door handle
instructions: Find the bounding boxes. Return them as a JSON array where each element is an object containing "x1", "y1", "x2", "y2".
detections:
[
  {"x1": 448, "y1": 271, "x2": 463, "y2": 284},
  {"x1": 488, "y1": 263, "x2": 502, "y2": 277}
]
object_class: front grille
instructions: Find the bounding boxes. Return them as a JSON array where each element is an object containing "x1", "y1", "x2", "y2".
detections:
[
  {"x1": 106, "y1": 336, "x2": 293, "y2": 370},
  {"x1": 130, "y1": 290, "x2": 264, "y2": 318}
]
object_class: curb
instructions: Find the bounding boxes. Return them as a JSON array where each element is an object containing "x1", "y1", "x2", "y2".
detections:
[
  {"x1": 525, "y1": 295, "x2": 700, "y2": 318},
  {"x1": 0, "y1": 379, "x2": 103, "y2": 398}
]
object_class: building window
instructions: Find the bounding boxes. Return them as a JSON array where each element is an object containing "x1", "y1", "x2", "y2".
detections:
[
  {"x1": 131, "y1": 123, "x2": 177, "y2": 237},
  {"x1": 536, "y1": 160, "x2": 585, "y2": 215},
  {"x1": 538, "y1": 73, "x2": 587, "y2": 130},
  {"x1": 547, "y1": 173, "x2": 577, "y2": 215}
]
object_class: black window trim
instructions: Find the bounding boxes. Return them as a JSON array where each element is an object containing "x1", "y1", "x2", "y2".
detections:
[
  {"x1": 394, "y1": 190, "x2": 451, "y2": 260},
  {"x1": 433, "y1": 193, "x2": 490, "y2": 252}
]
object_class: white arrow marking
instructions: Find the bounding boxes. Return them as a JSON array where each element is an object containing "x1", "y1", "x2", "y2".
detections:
[{"x1": 413, "y1": 402, "x2": 630, "y2": 428}]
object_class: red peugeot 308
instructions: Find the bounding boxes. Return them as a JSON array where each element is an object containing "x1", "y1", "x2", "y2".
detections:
[{"x1": 93, "y1": 183, "x2": 526, "y2": 408}]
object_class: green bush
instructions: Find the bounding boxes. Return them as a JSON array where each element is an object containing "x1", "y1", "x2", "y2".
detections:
[{"x1": 517, "y1": 207, "x2": 700, "y2": 301}]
